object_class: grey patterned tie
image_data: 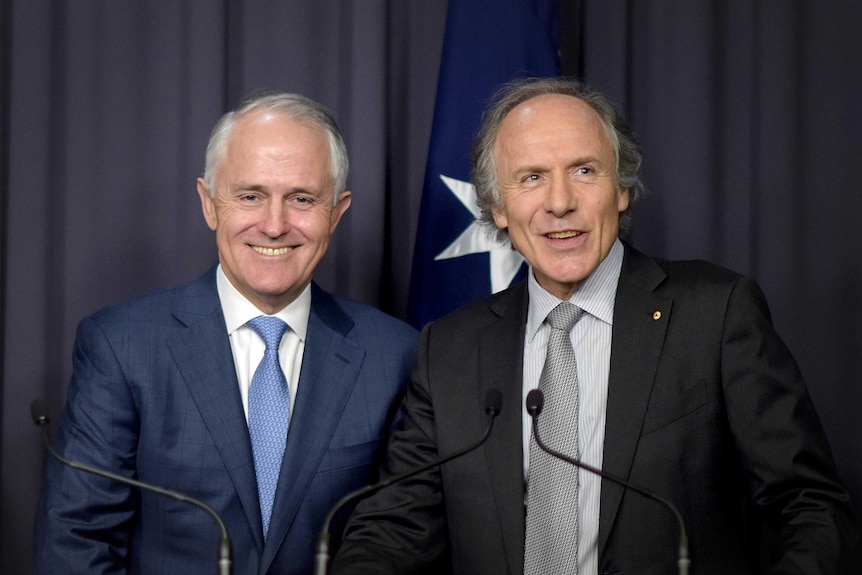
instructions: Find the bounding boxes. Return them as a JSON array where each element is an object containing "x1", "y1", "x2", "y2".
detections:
[{"x1": 524, "y1": 302, "x2": 585, "y2": 575}]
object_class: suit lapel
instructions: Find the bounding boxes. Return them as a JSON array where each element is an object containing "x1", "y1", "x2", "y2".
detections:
[
  {"x1": 598, "y1": 245, "x2": 671, "y2": 555},
  {"x1": 260, "y1": 285, "x2": 363, "y2": 570},
  {"x1": 479, "y1": 283, "x2": 529, "y2": 574},
  {"x1": 166, "y1": 272, "x2": 264, "y2": 550}
]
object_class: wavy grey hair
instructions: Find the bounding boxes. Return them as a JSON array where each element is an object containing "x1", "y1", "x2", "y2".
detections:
[
  {"x1": 202, "y1": 92, "x2": 349, "y2": 200},
  {"x1": 471, "y1": 77, "x2": 644, "y2": 243}
]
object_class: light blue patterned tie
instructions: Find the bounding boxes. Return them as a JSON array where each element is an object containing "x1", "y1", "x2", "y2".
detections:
[{"x1": 247, "y1": 315, "x2": 290, "y2": 539}]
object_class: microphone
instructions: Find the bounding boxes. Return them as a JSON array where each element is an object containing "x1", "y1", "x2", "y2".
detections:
[
  {"x1": 314, "y1": 387, "x2": 503, "y2": 575},
  {"x1": 31, "y1": 399, "x2": 233, "y2": 575},
  {"x1": 525, "y1": 389, "x2": 691, "y2": 575}
]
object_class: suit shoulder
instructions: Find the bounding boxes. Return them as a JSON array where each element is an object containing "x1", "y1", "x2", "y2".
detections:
[
  {"x1": 85, "y1": 270, "x2": 216, "y2": 325},
  {"x1": 623, "y1": 245, "x2": 766, "y2": 306},
  {"x1": 423, "y1": 282, "x2": 526, "y2": 334},
  {"x1": 660, "y1": 258, "x2": 742, "y2": 280},
  {"x1": 336, "y1": 297, "x2": 419, "y2": 338},
  {"x1": 642, "y1": 256, "x2": 770, "y2": 315},
  {"x1": 624, "y1": 243, "x2": 741, "y2": 286},
  {"x1": 312, "y1": 285, "x2": 418, "y2": 350}
]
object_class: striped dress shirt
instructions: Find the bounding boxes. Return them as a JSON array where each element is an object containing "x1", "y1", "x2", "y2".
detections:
[{"x1": 522, "y1": 238, "x2": 624, "y2": 575}]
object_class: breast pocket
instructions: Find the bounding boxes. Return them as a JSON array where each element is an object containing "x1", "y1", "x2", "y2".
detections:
[
  {"x1": 641, "y1": 378, "x2": 709, "y2": 436},
  {"x1": 317, "y1": 438, "x2": 385, "y2": 473}
]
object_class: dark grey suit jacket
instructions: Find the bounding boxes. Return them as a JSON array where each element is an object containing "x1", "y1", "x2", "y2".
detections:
[
  {"x1": 333, "y1": 243, "x2": 856, "y2": 574},
  {"x1": 34, "y1": 267, "x2": 418, "y2": 575}
]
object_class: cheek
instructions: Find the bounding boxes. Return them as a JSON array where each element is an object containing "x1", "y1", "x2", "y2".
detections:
[
  {"x1": 219, "y1": 207, "x2": 259, "y2": 235},
  {"x1": 295, "y1": 211, "x2": 335, "y2": 242}
]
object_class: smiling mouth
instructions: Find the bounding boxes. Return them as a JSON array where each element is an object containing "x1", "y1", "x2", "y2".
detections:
[
  {"x1": 546, "y1": 230, "x2": 582, "y2": 239},
  {"x1": 252, "y1": 246, "x2": 293, "y2": 256}
]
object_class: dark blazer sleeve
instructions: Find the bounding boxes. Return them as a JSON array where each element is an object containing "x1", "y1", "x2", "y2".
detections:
[
  {"x1": 602, "y1": 252, "x2": 857, "y2": 574},
  {"x1": 33, "y1": 313, "x2": 140, "y2": 574},
  {"x1": 334, "y1": 285, "x2": 527, "y2": 575},
  {"x1": 719, "y1": 275, "x2": 857, "y2": 572},
  {"x1": 331, "y1": 322, "x2": 451, "y2": 575}
]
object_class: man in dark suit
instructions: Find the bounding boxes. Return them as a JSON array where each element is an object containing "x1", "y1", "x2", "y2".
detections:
[
  {"x1": 33, "y1": 93, "x2": 418, "y2": 574},
  {"x1": 332, "y1": 78, "x2": 856, "y2": 574}
]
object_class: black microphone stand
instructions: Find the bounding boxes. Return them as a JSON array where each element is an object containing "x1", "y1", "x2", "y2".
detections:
[
  {"x1": 314, "y1": 388, "x2": 503, "y2": 575},
  {"x1": 31, "y1": 400, "x2": 233, "y2": 575},
  {"x1": 526, "y1": 390, "x2": 690, "y2": 575}
]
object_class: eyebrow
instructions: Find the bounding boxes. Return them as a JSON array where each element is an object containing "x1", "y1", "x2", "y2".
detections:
[
  {"x1": 231, "y1": 183, "x2": 268, "y2": 193},
  {"x1": 230, "y1": 183, "x2": 319, "y2": 195},
  {"x1": 514, "y1": 156, "x2": 605, "y2": 174}
]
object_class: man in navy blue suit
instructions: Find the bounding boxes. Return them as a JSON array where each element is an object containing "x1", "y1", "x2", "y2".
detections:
[{"x1": 33, "y1": 93, "x2": 418, "y2": 574}]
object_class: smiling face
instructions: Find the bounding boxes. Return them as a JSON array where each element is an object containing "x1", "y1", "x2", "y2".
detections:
[
  {"x1": 197, "y1": 109, "x2": 351, "y2": 314},
  {"x1": 491, "y1": 94, "x2": 629, "y2": 300}
]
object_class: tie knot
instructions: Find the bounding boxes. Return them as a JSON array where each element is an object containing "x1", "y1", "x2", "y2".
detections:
[
  {"x1": 247, "y1": 316, "x2": 289, "y2": 350},
  {"x1": 546, "y1": 302, "x2": 583, "y2": 332}
]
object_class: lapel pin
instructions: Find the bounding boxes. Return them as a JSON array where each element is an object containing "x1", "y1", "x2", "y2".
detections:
[{"x1": 652, "y1": 311, "x2": 662, "y2": 320}]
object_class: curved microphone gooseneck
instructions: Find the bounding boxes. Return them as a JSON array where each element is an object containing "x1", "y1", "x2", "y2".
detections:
[
  {"x1": 314, "y1": 387, "x2": 503, "y2": 575},
  {"x1": 31, "y1": 399, "x2": 233, "y2": 575},
  {"x1": 526, "y1": 389, "x2": 690, "y2": 575}
]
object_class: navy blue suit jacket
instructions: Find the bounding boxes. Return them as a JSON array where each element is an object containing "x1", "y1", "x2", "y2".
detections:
[{"x1": 34, "y1": 267, "x2": 418, "y2": 574}]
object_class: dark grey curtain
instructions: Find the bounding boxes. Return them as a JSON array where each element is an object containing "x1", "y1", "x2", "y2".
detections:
[
  {"x1": 572, "y1": 0, "x2": 862, "y2": 537},
  {"x1": 2, "y1": 1, "x2": 859, "y2": 572}
]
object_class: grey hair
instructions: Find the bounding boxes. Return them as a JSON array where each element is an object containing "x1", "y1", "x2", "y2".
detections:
[
  {"x1": 471, "y1": 77, "x2": 644, "y2": 243},
  {"x1": 202, "y1": 92, "x2": 349, "y2": 200}
]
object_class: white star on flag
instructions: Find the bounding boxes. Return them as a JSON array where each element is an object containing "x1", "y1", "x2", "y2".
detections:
[{"x1": 434, "y1": 174, "x2": 525, "y2": 293}]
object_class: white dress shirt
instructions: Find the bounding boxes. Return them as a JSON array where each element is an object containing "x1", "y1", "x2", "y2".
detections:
[{"x1": 216, "y1": 265, "x2": 310, "y2": 422}]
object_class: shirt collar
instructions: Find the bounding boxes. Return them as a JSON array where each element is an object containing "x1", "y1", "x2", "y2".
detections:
[
  {"x1": 526, "y1": 238, "x2": 624, "y2": 342},
  {"x1": 216, "y1": 264, "x2": 311, "y2": 342}
]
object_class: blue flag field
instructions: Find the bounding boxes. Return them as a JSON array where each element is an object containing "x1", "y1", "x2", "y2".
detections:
[{"x1": 407, "y1": 0, "x2": 560, "y2": 328}]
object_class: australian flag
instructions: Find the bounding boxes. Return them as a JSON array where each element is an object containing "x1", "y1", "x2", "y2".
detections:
[{"x1": 407, "y1": 0, "x2": 560, "y2": 328}]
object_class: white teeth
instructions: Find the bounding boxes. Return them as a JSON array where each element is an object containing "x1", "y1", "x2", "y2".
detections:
[
  {"x1": 547, "y1": 231, "x2": 580, "y2": 239},
  {"x1": 252, "y1": 246, "x2": 292, "y2": 256}
]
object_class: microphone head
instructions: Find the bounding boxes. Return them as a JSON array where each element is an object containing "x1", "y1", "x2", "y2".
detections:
[
  {"x1": 30, "y1": 399, "x2": 49, "y2": 427},
  {"x1": 525, "y1": 389, "x2": 544, "y2": 416},
  {"x1": 484, "y1": 388, "x2": 503, "y2": 416}
]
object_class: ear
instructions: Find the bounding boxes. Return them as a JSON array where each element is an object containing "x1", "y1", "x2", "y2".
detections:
[
  {"x1": 197, "y1": 178, "x2": 218, "y2": 231},
  {"x1": 329, "y1": 190, "x2": 352, "y2": 233},
  {"x1": 492, "y1": 204, "x2": 509, "y2": 231},
  {"x1": 617, "y1": 187, "x2": 630, "y2": 213}
]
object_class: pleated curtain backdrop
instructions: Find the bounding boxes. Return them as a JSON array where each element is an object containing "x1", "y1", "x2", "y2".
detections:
[{"x1": 2, "y1": 1, "x2": 860, "y2": 571}]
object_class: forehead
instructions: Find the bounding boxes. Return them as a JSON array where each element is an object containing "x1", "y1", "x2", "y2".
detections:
[
  {"x1": 215, "y1": 109, "x2": 332, "y2": 182},
  {"x1": 226, "y1": 109, "x2": 328, "y2": 156},
  {"x1": 495, "y1": 93, "x2": 612, "y2": 160}
]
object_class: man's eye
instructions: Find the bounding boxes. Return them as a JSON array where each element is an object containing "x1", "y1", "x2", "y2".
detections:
[
  {"x1": 577, "y1": 167, "x2": 593, "y2": 175},
  {"x1": 289, "y1": 195, "x2": 318, "y2": 209},
  {"x1": 291, "y1": 196, "x2": 315, "y2": 207}
]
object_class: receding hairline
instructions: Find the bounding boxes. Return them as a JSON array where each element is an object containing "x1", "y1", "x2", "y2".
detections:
[
  {"x1": 493, "y1": 93, "x2": 618, "y2": 174},
  {"x1": 202, "y1": 92, "x2": 349, "y2": 201},
  {"x1": 208, "y1": 107, "x2": 335, "y2": 192},
  {"x1": 496, "y1": 92, "x2": 612, "y2": 137}
]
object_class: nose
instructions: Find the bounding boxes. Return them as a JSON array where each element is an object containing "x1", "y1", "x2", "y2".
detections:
[
  {"x1": 545, "y1": 174, "x2": 577, "y2": 217},
  {"x1": 261, "y1": 199, "x2": 290, "y2": 237}
]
